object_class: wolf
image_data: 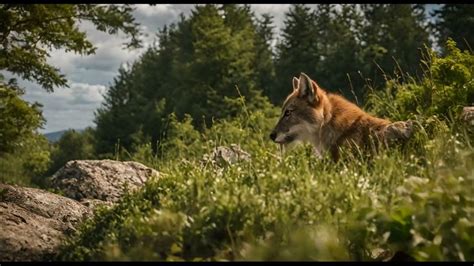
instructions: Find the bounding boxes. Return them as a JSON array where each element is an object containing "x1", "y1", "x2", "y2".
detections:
[{"x1": 269, "y1": 72, "x2": 409, "y2": 162}]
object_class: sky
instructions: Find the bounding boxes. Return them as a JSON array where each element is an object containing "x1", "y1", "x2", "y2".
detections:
[{"x1": 5, "y1": 4, "x2": 439, "y2": 134}]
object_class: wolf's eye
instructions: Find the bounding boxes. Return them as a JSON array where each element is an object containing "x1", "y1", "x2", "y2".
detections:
[{"x1": 284, "y1": 109, "x2": 291, "y2": 117}]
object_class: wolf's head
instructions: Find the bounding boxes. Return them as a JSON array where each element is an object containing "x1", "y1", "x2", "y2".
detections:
[{"x1": 270, "y1": 73, "x2": 327, "y2": 147}]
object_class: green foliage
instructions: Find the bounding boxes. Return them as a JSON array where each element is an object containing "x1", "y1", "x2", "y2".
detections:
[
  {"x1": 366, "y1": 39, "x2": 474, "y2": 120},
  {"x1": 0, "y1": 4, "x2": 141, "y2": 91},
  {"x1": 0, "y1": 76, "x2": 44, "y2": 154},
  {"x1": 0, "y1": 75, "x2": 50, "y2": 186},
  {"x1": 47, "y1": 128, "x2": 96, "y2": 175},
  {"x1": 94, "y1": 4, "x2": 275, "y2": 155},
  {"x1": 157, "y1": 113, "x2": 203, "y2": 161},
  {"x1": 0, "y1": 133, "x2": 51, "y2": 186},
  {"x1": 431, "y1": 4, "x2": 474, "y2": 54}
]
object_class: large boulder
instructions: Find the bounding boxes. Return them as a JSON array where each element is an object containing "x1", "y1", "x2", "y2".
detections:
[
  {"x1": 0, "y1": 184, "x2": 91, "y2": 261},
  {"x1": 1, "y1": 159, "x2": 160, "y2": 261},
  {"x1": 49, "y1": 160, "x2": 160, "y2": 203}
]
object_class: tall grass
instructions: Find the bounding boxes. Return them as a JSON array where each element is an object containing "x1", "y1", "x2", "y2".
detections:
[{"x1": 58, "y1": 100, "x2": 473, "y2": 262}]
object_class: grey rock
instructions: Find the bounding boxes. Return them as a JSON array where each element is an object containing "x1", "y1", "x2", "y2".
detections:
[
  {"x1": 202, "y1": 144, "x2": 251, "y2": 166},
  {"x1": 0, "y1": 184, "x2": 91, "y2": 261},
  {"x1": 380, "y1": 120, "x2": 415, "y2": 145},
  {"x1": 79, "y1": 198, "x2": 113, "y2": 210},
  {"x1": 461, "y1": 106, "x2": 474, "y2": 126},
  {"x1": 49, "y1": 160, "x2": 159, "y2": 203}
]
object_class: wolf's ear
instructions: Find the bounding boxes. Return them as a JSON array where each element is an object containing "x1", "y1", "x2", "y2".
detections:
[
  {"x1": 292, "y1": 77, "x2": 299, "y2": 91},
  {"x1": 298, "y1": 72, "x2": 319, "y2": 105}
]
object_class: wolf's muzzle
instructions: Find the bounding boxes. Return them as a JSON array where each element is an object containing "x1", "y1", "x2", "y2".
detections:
[{"x1": 270, "y1": 131, "x2": 277, "y2": 141}]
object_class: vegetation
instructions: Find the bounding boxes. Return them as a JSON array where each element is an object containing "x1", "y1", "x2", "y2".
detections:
[
  {"x1": 0, "y1": 76, "x2": 44, "y2": 155},
  {"x1": 0, "y1": 3, "x2": 472, "y2": 261},
  {"x1": 47, "y1": 128, "x2": 96, "y2": 176},
  {"x1": 0, "y1": 4, "x2": 141, "y2": 185},
  {"x1": 431, "y1": 4, "x2": 474, "y2": 54},
  {"x1": 0, "y1": 4, "x2": 141, "y2": 91},
  {"x1": 57, "y1": 37, "x2": 473, "y2": 261}
]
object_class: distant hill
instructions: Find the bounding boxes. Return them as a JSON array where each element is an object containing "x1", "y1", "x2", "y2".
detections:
[{"x1": 44, "y1": 129, "x2": 84, "y2": 142}]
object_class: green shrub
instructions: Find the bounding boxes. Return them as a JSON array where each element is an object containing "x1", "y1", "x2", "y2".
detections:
[
  {"x1": 0, "y1": 133, "x2": 51, "y2": 186},
  {"x1": 366, "y1": 39, "x2": 474, "y2": 121}
]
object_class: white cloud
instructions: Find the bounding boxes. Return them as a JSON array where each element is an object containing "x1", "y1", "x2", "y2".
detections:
[
  {"x1": 134, "y1": 4, "x2": 174, "y2": 17},
  {"x1": 14, "y1": 79, "x2": 106, "y2": 133},
  {"x1": 251, "y1": 4, "x2": 291, "y2": 33}
]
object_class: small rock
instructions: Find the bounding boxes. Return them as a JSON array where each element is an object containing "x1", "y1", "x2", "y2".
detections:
[
  {"x1": 202, "y1": 144, "x2": 251, "y2": 166},
  {"x1": 380, "y1": 120, "x2": 414, "y2": 146},
  {"x1": 460, "y1": 106, "x2": 474, "y2": 127},
  {"x1": 80, "y1": 198, "x2": 113, "y2": 210}
]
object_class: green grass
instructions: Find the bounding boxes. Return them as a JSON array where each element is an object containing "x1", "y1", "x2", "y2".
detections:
[
  {"x1": 56, "y1": 40, "x2": 474, "y2": 261},
  {"x1": 57, "y1": 111, "x2": 473, "y2": 261}
]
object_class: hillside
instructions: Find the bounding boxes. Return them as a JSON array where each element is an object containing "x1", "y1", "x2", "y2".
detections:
[{"x1": 44, "y1": 129, "x2": 85, "y2": 143}]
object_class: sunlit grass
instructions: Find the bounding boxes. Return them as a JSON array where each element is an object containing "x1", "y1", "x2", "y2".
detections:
[{"x1": 57, "y1": 110, "x2": 473, "y2": 261}]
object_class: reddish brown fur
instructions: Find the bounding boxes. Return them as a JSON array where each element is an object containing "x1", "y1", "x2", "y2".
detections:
[
  {"x1": 272, "y1": 73, "x2": 391, "y2": 162},
  {"x1": 322, "y1": 92, "x2": 391, "y2": 161}
]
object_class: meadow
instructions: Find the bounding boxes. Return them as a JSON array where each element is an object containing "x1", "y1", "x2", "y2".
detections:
[{"x1": 56, "y1": 41, "x2": 473, "y2": 261}]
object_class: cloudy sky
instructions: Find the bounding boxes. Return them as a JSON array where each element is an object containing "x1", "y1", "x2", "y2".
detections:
[{"x1": 6, "y1": 4, "x2": 438, "y2": 134}]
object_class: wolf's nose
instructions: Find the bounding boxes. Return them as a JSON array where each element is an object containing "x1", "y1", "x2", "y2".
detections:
[{"x1": 270, "y1": 132, "x2": 277, "y2": 141}]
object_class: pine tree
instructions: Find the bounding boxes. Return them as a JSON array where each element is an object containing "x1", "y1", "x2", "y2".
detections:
[
  {"x1": 253, "y1": 13, "x2": 275, "y2": 98},
  {"x1": 94, "y1": 4, "x2": 266, "y2": 155},
  {"x1": 359, "y1": 4, "x2": 431, "y2": 88},
  {"x1": 94, "y1": 25, "x2": 176, "y2": 155},
  {"x1": 432, "y1": 4, "x2": 474, "y2": 53},
  {"x1": 94, "y1": 65, "x2": 143, "y2": 155},
  {"x1": 273, "y1": 4, "x2": 320, "y2": 104}
]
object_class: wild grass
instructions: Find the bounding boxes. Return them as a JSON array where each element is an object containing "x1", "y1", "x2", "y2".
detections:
[{"x1": 57, "y1": 40, "x2": 474, "y2": 261}]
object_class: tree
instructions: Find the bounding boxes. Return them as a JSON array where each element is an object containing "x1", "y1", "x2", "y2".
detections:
[
  {"x1": 94, "y1": 64, "x2": 147, "y2": 155},
  {"x1": 94, "y1": 4, "x2": 269, "y2": 155},
  {"x1": 316, "y1": 4, "x2": 365, "y2": 102},
  {"x1": 0, "y1": 4, "x2": 143, "y2": 183},
  {"x1": 253, "y1": 13, "x2": 276, "y2": 97},
  {"x1": 94, "y1": 21, "x2": 180, "y2": 155},
  {"x1": 359, "y1": 4, "x2": 430, "y2": 88},
  {"x1": 273, "y1": 4, "x2": 320, "y2": 104},
  {"x1": 0, "y1": 132, "x2": 50, "y2": 186},
  {"x1": 0, "y1": 4, "x2": 142, "y2": 91},
  {"x1": 48, "y1": 128, "x2": 96, "y2": 175},
  {"x1": 0, "y1": 76, "x2": 44, "y2": 154},
  {"x1": 432, "y1": 4, "x2": 474, "y2": 53}
]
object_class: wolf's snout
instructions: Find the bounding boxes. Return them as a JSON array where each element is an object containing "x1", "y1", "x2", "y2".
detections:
[{"x1": 270, "y1": 131, "x2": 277, "y2": 141}]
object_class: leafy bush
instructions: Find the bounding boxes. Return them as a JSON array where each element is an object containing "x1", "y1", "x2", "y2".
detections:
[
  {"x1": 0, "y1": 133, "x2": 51, "y2": 186},
  {"x1": 366, "y1": 39, "x2": 474, "y2": 121},
  {"x1": 47, "y1": 128, "x2": 96, "y2": 175}
]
